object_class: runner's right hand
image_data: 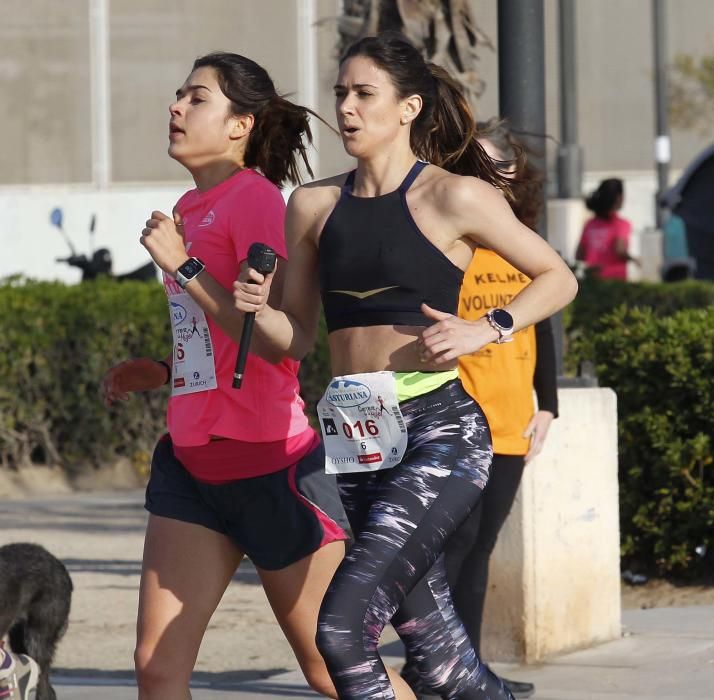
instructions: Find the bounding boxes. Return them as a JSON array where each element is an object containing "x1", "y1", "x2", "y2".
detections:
[
  {"x1": 102, "y1": 358, "x2": 169, "y2": 406},
  {"x1": 232, "y1": 262, "x2": 275, "y2": 315}
]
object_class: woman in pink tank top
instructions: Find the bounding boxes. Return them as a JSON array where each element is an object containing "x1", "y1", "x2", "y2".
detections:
[
  {"x1": 576, "y1": 178, "x2": 637, "y2": 280},
  {"x1": 101, "y1": 53, "x2": 349, "y2": 700}
]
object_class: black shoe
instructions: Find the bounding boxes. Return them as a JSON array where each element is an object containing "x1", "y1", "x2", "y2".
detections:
[{"x1": 503, "y1": 677, "x2": 535, "y2": 699}]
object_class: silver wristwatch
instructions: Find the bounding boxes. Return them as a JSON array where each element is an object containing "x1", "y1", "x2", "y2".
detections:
[
  {"x1": 485, "y1": 308, "x2": 515, "y2": 344},
  {"x1": 175, "y1": 257, "x2": 205, "y2": 289}
]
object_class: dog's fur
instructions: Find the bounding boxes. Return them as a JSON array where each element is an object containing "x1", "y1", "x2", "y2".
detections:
[{"x1": 0, "y1": 543, "x2": 72, "y2": 700}]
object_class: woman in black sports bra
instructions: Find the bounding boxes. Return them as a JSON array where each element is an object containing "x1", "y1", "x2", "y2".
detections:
[{"x1": 234, "y1": 33, "x2": 577, "y2": 700}]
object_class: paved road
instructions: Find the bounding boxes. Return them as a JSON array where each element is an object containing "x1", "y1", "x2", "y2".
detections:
[
  {"x1": 53, "y1": 604, "x2": 714, "y2": 698},
  {"x1": 2, "y1": 491, "x2": 712, "y2": 698}
]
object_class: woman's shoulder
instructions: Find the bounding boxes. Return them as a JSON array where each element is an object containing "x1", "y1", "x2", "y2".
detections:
[
  {"x1": 614, "y1": 213, "x2": 632, "y2": 230},
  {"x1": 287, "y1": 172, "x2": 349, "y2": 214},
  {"x1": 174, "y1": 188, "x2": 195, "y2": 212},
  {"x1": 235, "y1": 168, "x2": 283, "y2": 196},
  {"x1": 421, "y1": 165, "x2": 508, "y2": 217},
  {"x1": 221, "y1": 170, "x2": 286, "y2": 214}
]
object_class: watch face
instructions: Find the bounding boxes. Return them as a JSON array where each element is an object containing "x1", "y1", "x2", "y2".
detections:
[
  {"x1": 179, "y1": 258, "x2": 203, "y2": 279},
  {"x1": 491, "y1": 308, "x2": 514, "y2": 330}
]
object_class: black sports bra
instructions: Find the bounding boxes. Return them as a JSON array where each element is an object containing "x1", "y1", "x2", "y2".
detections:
[{"x1": 318, "y1": 161, "x2": 464, "y2": 333}]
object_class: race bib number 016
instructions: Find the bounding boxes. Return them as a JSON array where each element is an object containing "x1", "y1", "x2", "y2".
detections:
[{"x1": 317, "y1": 371, "x2": 407, "y2": 474}]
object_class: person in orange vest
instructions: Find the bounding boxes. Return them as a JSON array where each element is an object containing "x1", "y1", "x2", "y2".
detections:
[{"x1": 401, "y1": 118, "x2": 558, "y2": 700}]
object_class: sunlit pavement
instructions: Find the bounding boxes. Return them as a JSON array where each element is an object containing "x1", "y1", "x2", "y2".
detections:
[
  {"x1": 52, "y1": 604, "x2": 714, "y2": 698},
  {"x1": 2, "y1": 491, "x2": 710, "y2": 698}
]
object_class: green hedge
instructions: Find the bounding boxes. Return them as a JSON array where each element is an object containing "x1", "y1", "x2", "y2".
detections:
[
  {"x1": 2, "y1": 276, "x2": 713, "y2": 578},
  {"x1": 576, "y1": 305, "x2": 713, "y2": 578},
  {"x1": 0, "y1": 277, "x2": 170, "y2": 472},
  {"x1": 567, "y1": 277, "x2": 714, "y2": 579},
  {"x1": 566, "y1": 274, "x2": 714, "y2": 337}
]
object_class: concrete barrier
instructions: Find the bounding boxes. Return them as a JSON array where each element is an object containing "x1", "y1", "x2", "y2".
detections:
[{"x1": 481, "y1": 387, "x2": 621, "y2": 663}]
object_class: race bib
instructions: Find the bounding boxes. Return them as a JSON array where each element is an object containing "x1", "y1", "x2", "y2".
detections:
[
  {"x1": 317, "y1": 372, "x2": 408, "y2": 474},
  {"x1": 166, "y1": 288, "x2": 218, "y2": 396}
]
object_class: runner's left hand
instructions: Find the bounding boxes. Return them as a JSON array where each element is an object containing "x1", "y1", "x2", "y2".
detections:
[
  {"x1": 140, "y1": 210, "x2": 187, "y2": 276},
  {"x1": 417, "y1": 303, "x2": 496, "y2": 364}
]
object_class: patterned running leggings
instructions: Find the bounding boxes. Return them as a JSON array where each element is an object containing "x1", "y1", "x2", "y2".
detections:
[{"x1": 316, "y1": 380, "x2": 514, "y2": 699}]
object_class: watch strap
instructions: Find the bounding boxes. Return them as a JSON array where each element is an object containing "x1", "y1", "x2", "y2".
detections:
[{"x1": 175, "y1": 257, "x2": 205, "y2": 288}]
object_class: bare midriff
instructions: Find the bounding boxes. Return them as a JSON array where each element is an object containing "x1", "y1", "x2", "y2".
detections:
[{"x1": 327, "y1": 325, "x2": 456, "y2": 376}]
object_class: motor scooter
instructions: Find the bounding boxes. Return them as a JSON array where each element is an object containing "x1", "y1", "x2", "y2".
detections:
[{"x1": 50, "y1": 207, "x2": 156, "y2": 282}]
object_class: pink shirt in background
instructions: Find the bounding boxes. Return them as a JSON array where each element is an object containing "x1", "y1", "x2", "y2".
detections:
[
  {"x1": 165, "y1": 168, "x2": 310, "y2": 453},
  {"x1": 579, "y1": 214, "x2": 632, "y2": 280}
]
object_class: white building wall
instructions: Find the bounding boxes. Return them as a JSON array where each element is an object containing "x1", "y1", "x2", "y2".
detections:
[{"x1": 3, "y1": 1, "x2": 713, "y2": 281}]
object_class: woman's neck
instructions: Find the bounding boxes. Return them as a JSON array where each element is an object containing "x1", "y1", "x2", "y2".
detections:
[
  {"x1": 353, "y1": 147, "x2": 418, "y2": 197},
  {"x1": 191, "y1": 160, "x2": 245, "y2": 192}
]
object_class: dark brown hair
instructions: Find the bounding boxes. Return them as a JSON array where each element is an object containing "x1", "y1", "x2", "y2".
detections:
[
  {"x1": 476, "y1": 117, "x2": 544, "y2": 231},
  {"x1": 586, "y1": 178, "x2": 624, "y2": 219},
  {"x1": 192, "y1": 52, "x2": 314, "y2": 187},
  {"x1": 340, "y1": 33, "x2": 512, "y2": 197}
]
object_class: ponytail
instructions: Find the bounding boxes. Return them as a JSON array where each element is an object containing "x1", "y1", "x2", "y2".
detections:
[
  {"x1": 586, "y1": 178, "x2": 623, "y2": 219},
  {"x1": 246, "y1": 95, "x2": 313, "y2": 187},
  {"x1": 192, "y1": 52, "x2": 327, "y2": 188},
  {"x1": 417, "y1": 64, "x2": 512, "y2": 196}
]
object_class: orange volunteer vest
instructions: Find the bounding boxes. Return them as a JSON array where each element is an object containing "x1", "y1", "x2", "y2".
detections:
[{"x1": 458, "y1": 249, "x2": 536, "y2": 455}]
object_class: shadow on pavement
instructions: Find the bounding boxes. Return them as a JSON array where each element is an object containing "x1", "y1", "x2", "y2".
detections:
[
  {"x1": 52, "y1": 667, "x2": 291, "y2": 689},
  {"x1": 55, "y1": 558, "x2": 260, "y2": 583},
  {"x1": 63, "y1": 558, "x2": 143, "y2": 576},
  {"x1": 223, "y1": 680, "x2": 320, "y2": 697}
]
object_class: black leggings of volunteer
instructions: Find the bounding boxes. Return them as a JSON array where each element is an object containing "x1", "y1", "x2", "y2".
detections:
[{"x1": 445, "y1": 453, "x2": 526, "y2": 656}]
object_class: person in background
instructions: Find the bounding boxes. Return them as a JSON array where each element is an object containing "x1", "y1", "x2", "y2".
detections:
[
  {"x1": 576, "y1": 178, "x2": 638, "y2": 279},
  {"x1": 401, "y1": 118, "x2": 558, "y2": 700}
]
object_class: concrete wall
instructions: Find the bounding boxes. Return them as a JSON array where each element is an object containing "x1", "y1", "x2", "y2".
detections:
[
  {"x1": 0, "y1": 0, "x2": 350, "y2": 187},
  {"x1": 1, "y1": 0, "x2": 352, "y2": 282},
  {"x1": 482, "y1": 388, "x2": 622, "y2": 663},
  {"x1": 3, "y1": 0, "x2": 712, "y2": 185},
  {"x1": 315, "y1": 0, "x2": 356, "y2": 179},
  {"x1": 108, "y1": 0, "x2": 302, "y2": 183},
  {"x1": 0, "y1": 167, "x2": 667, "y2": 282},
  {"x1": 0, "y1": 184, "x2": 187, "y2": 282},
  {"x1": 0, "y1": 0, "x2": 93, "y2": 184},
  {"x1": 3, "y1": 1, "x2": 713, "y2": 280},
  {"x1": 468, "y1": 0, "x2": 714, "y2": 172}
]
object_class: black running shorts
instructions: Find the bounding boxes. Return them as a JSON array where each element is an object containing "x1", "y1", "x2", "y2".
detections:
[{"x1": 145, "y1": 436, "x2": 350, "y2": 570}]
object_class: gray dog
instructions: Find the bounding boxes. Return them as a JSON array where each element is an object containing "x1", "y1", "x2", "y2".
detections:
[{"x1": 0, "y1": 543, "x2": 73, "y2": 700}]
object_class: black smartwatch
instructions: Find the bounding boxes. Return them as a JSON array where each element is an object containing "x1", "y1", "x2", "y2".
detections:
[
  {"x1": 486, "y1": 308, "x2": 515, "y2": 344},
  {"x1": 175, "y1": 257, "x2": 205, "y2": 289}
]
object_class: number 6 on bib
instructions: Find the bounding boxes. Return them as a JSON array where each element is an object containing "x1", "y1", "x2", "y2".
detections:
[{"x1": 317, "y1": 371, "x2": 408, "y2": 474}]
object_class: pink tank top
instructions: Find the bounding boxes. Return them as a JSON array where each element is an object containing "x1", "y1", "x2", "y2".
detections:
[{"x1": 580, "y1": 214, "x2": 631, "y2": 280}]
